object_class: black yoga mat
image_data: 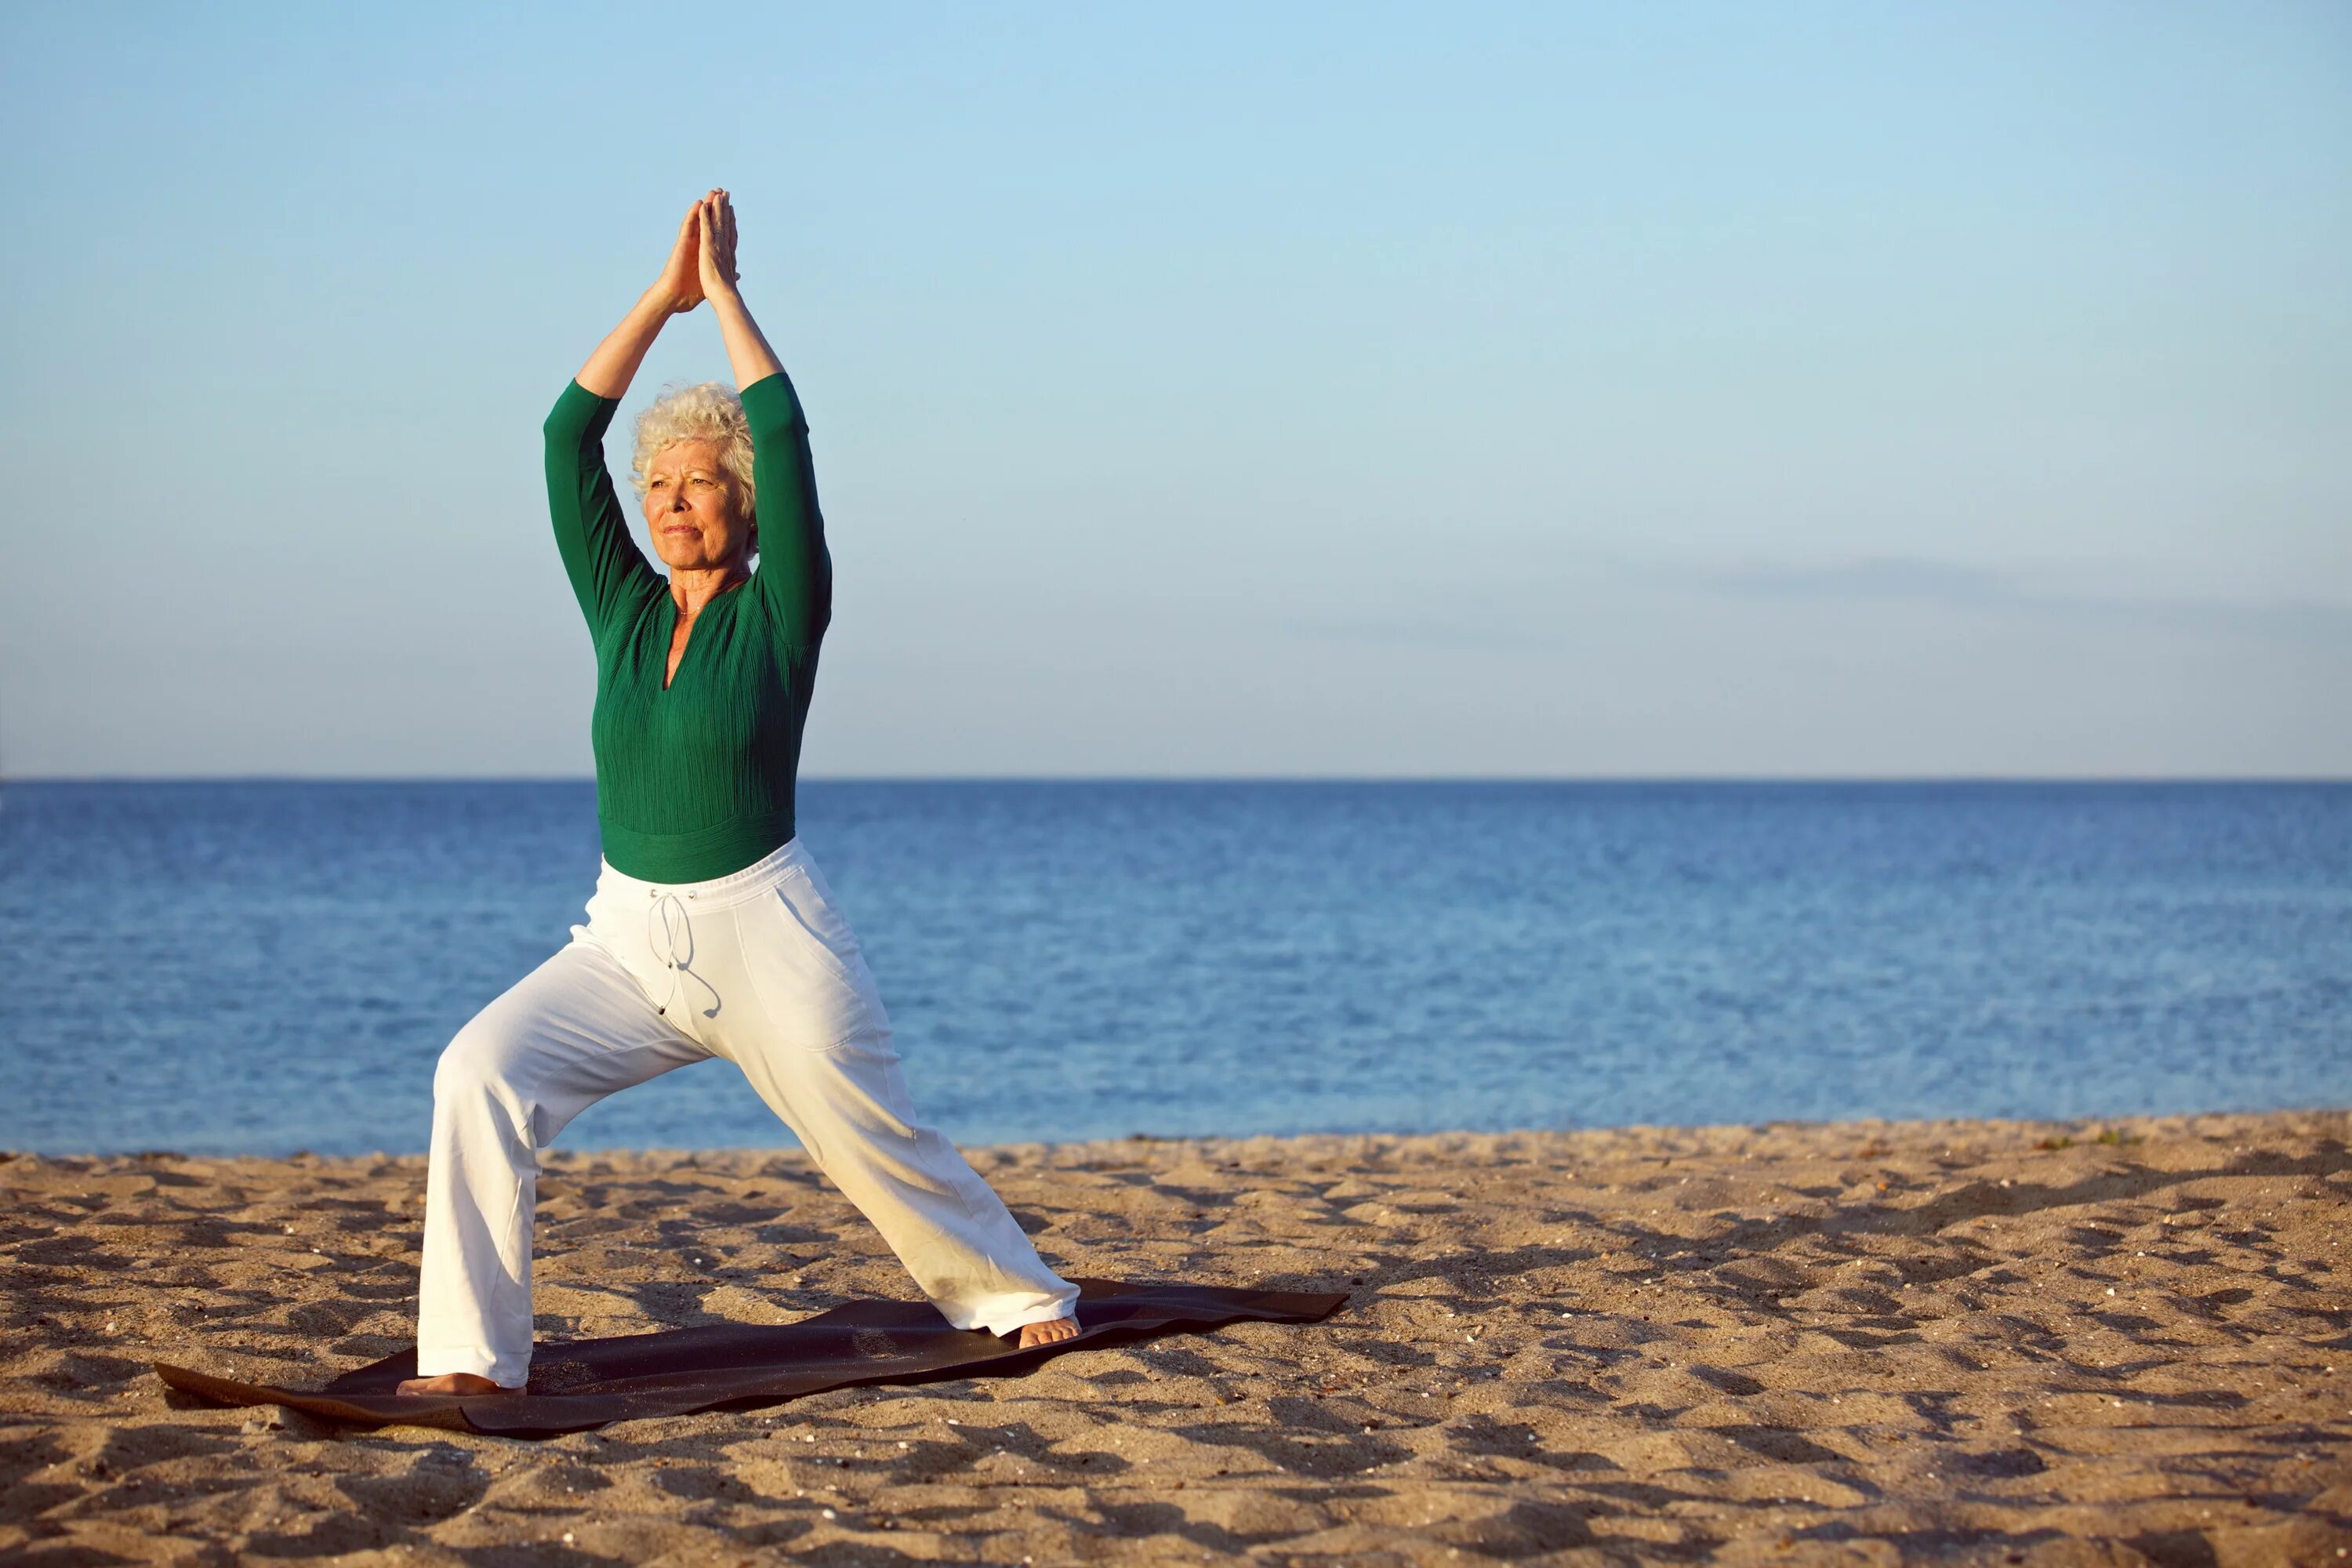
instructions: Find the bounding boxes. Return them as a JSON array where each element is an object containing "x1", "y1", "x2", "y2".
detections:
[{"x1": 153, "y1": 1278, "x2": 1348, "y2": 1439}]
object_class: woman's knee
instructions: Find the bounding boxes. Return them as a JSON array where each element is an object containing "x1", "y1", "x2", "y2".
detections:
[{"x1": 433, "y1": 1011, "x2": 531, "y2": 1108}]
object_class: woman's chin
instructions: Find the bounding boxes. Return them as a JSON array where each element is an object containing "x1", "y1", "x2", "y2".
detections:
[{"x1": 658, "y1": 552, "x2": 717, "y2": 572}]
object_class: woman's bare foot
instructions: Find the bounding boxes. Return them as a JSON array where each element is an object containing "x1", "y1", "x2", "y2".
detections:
[
  {"x1": 1016, "y1": 1313, "x2": 1080, "y2": 1349},
  {"x1": 394, "y1": 1372, "x2": 520, "y2": 1397}
]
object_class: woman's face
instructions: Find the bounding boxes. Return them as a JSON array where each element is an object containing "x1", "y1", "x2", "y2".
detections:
[{"x1": 643, "y1": 439, "x2": 750, "y2": 572}]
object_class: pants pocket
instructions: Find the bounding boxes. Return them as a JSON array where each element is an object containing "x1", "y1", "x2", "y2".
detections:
[{"x1": 741, "y1": 880, "x2": 887, "y2": 1047}]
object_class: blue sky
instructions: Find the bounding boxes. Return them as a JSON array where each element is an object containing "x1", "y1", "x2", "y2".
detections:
[{"x1": 2, "y1": 2, "x2": 2345, "y2": 776}]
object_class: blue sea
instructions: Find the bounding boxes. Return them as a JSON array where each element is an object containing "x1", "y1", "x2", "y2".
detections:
[{"x1": 2, "y1": 781, "x2": 2345, "y2": 1156}]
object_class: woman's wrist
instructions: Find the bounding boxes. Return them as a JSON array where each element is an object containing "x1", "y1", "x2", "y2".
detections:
[{"x1": 642, "y1": 281, "x2": 697, "y2": 318}]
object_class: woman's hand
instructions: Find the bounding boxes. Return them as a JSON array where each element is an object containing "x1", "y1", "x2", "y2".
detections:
[
  {"x1": 697, "y1": 189, "x2": 742, "y2": 303},
  {"x1": 576, "y1": 191, "x2": 726, "y2": 396},
  {"x1": 652, "y1": 191, "x2": 719, "y2": 315}
]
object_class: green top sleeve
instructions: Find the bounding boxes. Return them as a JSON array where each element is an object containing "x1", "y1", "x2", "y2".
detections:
[
  {"x1": 544, "y1": 377, "x2": 660, "y2": 638},
  {"x1": 740, "y1": 371, "x2": 833, "y2": 651}
]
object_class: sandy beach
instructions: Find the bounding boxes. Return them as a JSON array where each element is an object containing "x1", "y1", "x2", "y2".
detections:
[{"x1": 3, "y1": 1109, "x2": 2347, "y2": 1565}]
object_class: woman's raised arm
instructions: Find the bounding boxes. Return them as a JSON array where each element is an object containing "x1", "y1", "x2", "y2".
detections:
[
  {"x1": 699, "y1": 191, "x2": 830, "y2": 649},
  {"x1": 695, "y1": 193, "x2": 785, "y2": 390},
  {"x1": 577, "y1": 198, "x2": 709, "y2": 394}
]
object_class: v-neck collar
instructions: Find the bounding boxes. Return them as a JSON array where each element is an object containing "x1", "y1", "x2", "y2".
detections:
[{"x1": 659, "y1": 579, "x2": 750, "y2": 692}]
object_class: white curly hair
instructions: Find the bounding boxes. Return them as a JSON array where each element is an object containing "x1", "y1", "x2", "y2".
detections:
[{"x1": 628, "y1": 381, "x2": 758, "y2": 522}]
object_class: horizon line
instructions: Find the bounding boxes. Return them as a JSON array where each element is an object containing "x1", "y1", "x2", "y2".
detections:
[{"x1": 5, "y1": 774, "x2": 2349, "y2": 788}]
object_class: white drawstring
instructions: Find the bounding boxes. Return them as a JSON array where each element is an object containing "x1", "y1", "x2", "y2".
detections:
[{"x1": 646, "y1": 889, "x2": 722, "y2": 1020}]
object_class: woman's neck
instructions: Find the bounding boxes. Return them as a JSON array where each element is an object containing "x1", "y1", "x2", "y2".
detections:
[{"x1": 669, "y1": 564, "x2": 749, "y2": 619}]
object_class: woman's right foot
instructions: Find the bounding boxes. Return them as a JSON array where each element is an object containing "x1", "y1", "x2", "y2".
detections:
[
  {"x1": 395, "y1": 1372, "x2": 520, "y2": 1396},
  {"x1": 1016, "y1": 1313, "x2": 1080, "y2": 1348}
]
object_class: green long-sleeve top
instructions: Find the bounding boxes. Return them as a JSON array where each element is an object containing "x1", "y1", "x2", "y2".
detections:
[{"x1": 543, "y1": 371, "x2": 833, "y2": 884}]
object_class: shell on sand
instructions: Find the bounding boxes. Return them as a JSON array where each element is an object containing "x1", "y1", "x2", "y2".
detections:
[{"x1": 2, "y1": 1110, "x2": 2348, "y2": 1564}]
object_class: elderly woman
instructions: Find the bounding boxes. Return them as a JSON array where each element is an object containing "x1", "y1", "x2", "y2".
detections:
[{"x1": 397, "y1": 191, "x2": 1079, "y2": 1397}]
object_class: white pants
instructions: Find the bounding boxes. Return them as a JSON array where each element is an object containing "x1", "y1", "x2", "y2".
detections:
[{"x1": 416, "y1": 837, "x2": 1078, "y2": 1385}]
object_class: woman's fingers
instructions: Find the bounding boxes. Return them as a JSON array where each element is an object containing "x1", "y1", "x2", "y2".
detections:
[
  {"x1": 684, "y1": 188, "x2": 741, "y2": 291},
  {"x1": 697, "y1": 201, "x2": 724, "y2": 283},
  {"x1": 701, "y1": 191, "x2": 737, "y2": 282}
]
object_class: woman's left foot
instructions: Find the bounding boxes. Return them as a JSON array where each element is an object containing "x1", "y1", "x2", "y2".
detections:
[
  {"x1": 394, "y1": 1372, "x2": 520, "y2": 1396},
  {"x1": 1016, "y1": 1313, "x2": 1080, "y2": 1348}
]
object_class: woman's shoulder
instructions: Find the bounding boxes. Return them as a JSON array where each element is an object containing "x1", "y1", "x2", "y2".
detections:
[{"x1": 739, "y1": 372, "x2": 805, "y2": 439}]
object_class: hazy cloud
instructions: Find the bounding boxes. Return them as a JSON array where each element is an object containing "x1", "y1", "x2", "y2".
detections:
[
  {"x1": 1690, "y1": 556, "x2": 2352, "y2": 641},
  {"x1": 1283, "y1": 553, "x2": 2352, "y2": 650}
]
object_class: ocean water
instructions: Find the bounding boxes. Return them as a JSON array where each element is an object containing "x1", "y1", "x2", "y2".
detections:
[{"x1": 2, "y1": 781, "x2": 2345, "y2": 1156}]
